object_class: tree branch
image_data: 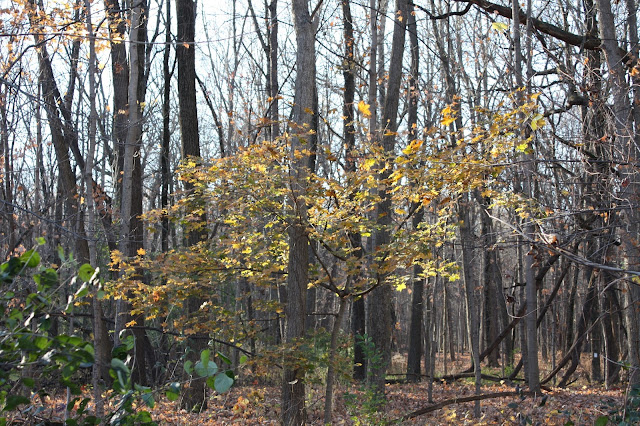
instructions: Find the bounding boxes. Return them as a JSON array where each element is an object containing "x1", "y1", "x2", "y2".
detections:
[{"x1": 397, "y1": 390, "x2": 539, "y2": 421}]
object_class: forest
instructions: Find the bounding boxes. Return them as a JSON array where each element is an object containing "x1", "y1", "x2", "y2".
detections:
[{"x1": 1, "y1": 0, "x2": 640, "y2": 423}]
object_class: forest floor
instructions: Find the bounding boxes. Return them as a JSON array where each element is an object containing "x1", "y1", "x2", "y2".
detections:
[
  {"x1": 14, "y1": 376, "x2": 625, "y2": 425},
  {"x1": 150, "y1": 380, "x2": 624, "y2": 425},
  {"x1": 9, "y1": 353, "x2": 627, "y2": 424}
]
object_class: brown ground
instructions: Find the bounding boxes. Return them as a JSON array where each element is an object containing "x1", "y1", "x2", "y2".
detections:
[{"x1": 7, "y1": 352, "x2": 628, "y2": 424}]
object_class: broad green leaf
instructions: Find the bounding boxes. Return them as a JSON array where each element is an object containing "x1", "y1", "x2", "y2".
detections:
[
  {"x1": 141, "y1": 392, "x2": 155, "y2": 409},
  {"x1": 77, "y1": 264, "x2": 95, "y2": 283},
  {"x1": 57, "y1": 245, "x2": 65, "y2": 262},
  {"x1": 33, "y1": 336, "x2": 50, "y2": 350},
  {"x1": 594, "y1": 416, "x2": 609, "y2": 426},
  {"x1": 111, "y1": 358, "x2": 130, "y2": 389},
  {"x1": 74, "y1": 283, "x2": 89, "y2": 299},
  {"x1": 19, "y1": 250, "x2": 40, "y2": 268},
  {"x1": 206, "y1": 376, "x2": 216, "y2": 390},
  {"x1": 166, "y1": 382, "x2": 180, "y2": 401},
  {"x1": 214, "y1": 373, "x2": 234, "y2": 393},
  {"x1": 66, "y1": 397, "x2": 80, "y2": 412},
  {"x1": 184, "y1": 360, "x2": 193, "y2": 374},
  {"x1": 4, "y1": 395, "x2": 30, "y2": 411},
  {"x1": 21, "y1": 378, "x2": 35, "y2": 388},
  {"x1": 200, "y1": 349, "x2": 210, "y2": 369},
  {"x1": 135, "y1": 411, "x2": 153, "y2": 423},
  {"x1": 195, "y1": 360, "x2": 218, "y2": 377},
  {"x1": 217, "y1": 351, "x2": 232, "y2": 365}
]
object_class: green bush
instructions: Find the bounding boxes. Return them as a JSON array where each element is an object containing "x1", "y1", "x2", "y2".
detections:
[{"x1": 0, "y1": 240, "x2": 235, "y2": 425}]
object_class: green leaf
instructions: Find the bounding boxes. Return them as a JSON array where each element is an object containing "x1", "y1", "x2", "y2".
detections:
[
  {"x1": 206, "y1": 376, "x2": 216, "y2": 390},
  {"x1": 21, "y1": 378, "x2": 35, "y2": 388},
  {"x1": 111, "y1": 358, "x2": 130, "y2": 389},
  {"x1": 36, "y1": 237, "x2": 46, "y2": 246},
  {"x1": 76, "y1": 398, "x2": 90, "y2": 415},
  {"x1": 200, "y1": 349, "x2": 210, "y2": 369},
  {"x1": 195, "y1": 360, "x2": 218, "y2": 377},
  {"x1": 77, "y1": 264, "x2": 95, "y2": 283},
  {"x1": 34, "y1": 269, "x2": 58, "y2": 290},
  {"x1": 214, "y1": 373, "x2": 234, "y2": 393},
  {"x1": 594, "y1": 416, "x2": 609, "y2": 426},
  {"x1": 78, "y1": 415, "x2": 100, "y2": 425},
  {"x1": 4, "y1": 395, "x2": 30, "y2": 411},
  {"x1": 33, "y1": 336, "x2": 50, "y2": 350},
  {"x1": 239, "y1": 355, "x2": 248, "y2": 364},
  {"x1": 141, "y1": 392, "x2": 155, "y2": 409},
  {"x1": 74, "y1": 283, "x2": 89, "y2": 299},
  {"x1": 19, "y1": 250, "x2": 40, "y2": 268},
  {"x1": 135, "y1": 411, "x2": 154, "y2": 423},
  {"x1": 66, "y1": 397, "x2": 80, "y2": 412},
  {"x1": 184, "y1": 360, "x2": 193, "y2": 375},
  {"x1": 166, "y1": 382, "x2": 180, "y2": 401},
  {"x1": 217, "y1": 351, "x2": 232, "y2": 365}
]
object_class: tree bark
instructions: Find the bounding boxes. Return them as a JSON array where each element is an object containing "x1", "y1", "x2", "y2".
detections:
[
  {"x1": 367, "y1": 0, "x2": 409, "y2": 397},
  {"x1": 176, "y1": 0, "x2": 208, "y2": 411},
  {"x1": 282, "y1": 1, "x2": 316, "y2": 424},
  {"x1": 405, "y1": 3, "x2": 423, "y2": 382}
]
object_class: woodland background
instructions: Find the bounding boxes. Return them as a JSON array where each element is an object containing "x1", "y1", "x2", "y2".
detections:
[{"x1": 0, "y1": 0, "x2": 640, "y2": 423}]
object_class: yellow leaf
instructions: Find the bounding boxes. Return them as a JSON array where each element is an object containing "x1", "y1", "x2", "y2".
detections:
[
  {"x1": 137, "y1": 248, "x2": 146, "y2": 256},
  {"x1": 362, "y1": 157, "x2": 376, "y2": 171},
  {"x1": 126, "y1": 320, "x2": 137, "y2": 327},
  {"x1": 358, "y1": 100, "x2": 372, "y2": 118},
  {"x1": 530, "y1": 113, "x2": 545, "y2": 130},
  {"x1": 402, "y1": 139, "x2": 423, "y2": 155},
  {"x1": 492, "y1": 21, "x2": 509, "y2": 32}
]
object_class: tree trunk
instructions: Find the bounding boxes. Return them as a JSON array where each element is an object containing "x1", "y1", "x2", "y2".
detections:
[
  {"x1": 161, "y1": 0, "x2": 172, "y2": 253},
  {"x1": 176, "y1": 0, "x2": 208, "y2": 411},
  {"x1": 459, "y1": 201, "x2": 482, "y2": 417},
  {"x1": 282, "y1": 1, "x2": 316, "y2": 424},
  {"x1": 367, "y1": 0, "x2": 408, "y2": 397},
  {"x1": 405, "y1": 3, "x2": 423, "y2": 383}
]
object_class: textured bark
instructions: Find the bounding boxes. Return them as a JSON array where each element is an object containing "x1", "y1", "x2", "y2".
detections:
[
  {"x1": 83, "y1": 0, "x2": 104, "y2": 414},
  {"x1": 458, "y1": 201, "x2": 482, "y2": 416},
  {"x1": 161, "y1": 0, "x2": 172, "y2": 253},
  {"x1": 339, "y1": 0, "x2": 366, "y2": 382},
  {"x1": 405, "y1": 4, "x2": 423, "y2": 383},
  {"x1": 323, "y1": 297, "x2": 348, "y2": 424},
  {"x1": 282, "y1": 1, "x2": 316, "y2": 424},
  {"x1": 367, "y1": 0, "x2": 408, "y2": 396},
  {"x1": 596, "y1": 0, "x2": 640, "y2": 389},
  {"x1": 176, "y1": 0, "x2": 208, "y2": 411},
  {"x1": 268, "y1": 0, "x2": 280, "y2": 140},
  {"x1": 477, "y1": 195, "x2": 503, "y2": 368},
  {"x1": 28, "y1": 1, "x2": 90, "y2": 265},
  {"x1": 556, "y1": 272, "x2": 598, "y2": 387}
]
